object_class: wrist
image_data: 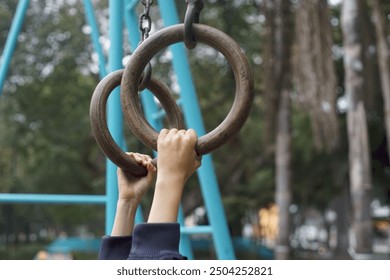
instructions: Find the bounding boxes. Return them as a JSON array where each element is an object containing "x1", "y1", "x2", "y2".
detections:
[
  {"x1": 111, "y1": 199, "x2": 138, "y2": 236},
  {"x1": 154, "y1": 178, "x2": 185, "y2": 204},
  {"x1": 147, "y1": 176, "x2": 184, "y2": 223},
  {"x1": 147, "y1": 195, "x2": 180, "y2": 223},
  {"x1": 116, "y1": 199, "x2": 139, "y2": 212},
  {"x1": 155, "y1": 173, "x2": 186, "y2": 189}
]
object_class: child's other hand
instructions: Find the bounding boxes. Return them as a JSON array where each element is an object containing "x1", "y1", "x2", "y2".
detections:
[{"x1": 117, "y1": 152, "x2": 156, "y2": 204}]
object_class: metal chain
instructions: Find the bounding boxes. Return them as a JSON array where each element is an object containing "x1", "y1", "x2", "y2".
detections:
[
  {"x1": 184, "y1": 0, "x2": 204, "y2": 49},
  {"x1": 139, "y1": 0, "x2": 153, "y2": 42},
  {"x1": 137, "y1": 0, "x2": 154, "y2": 90}
]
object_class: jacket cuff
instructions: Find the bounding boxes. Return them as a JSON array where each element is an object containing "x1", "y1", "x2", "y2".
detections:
[
  {"x1": 128, "y1": 223, "x2": 186, "y2": 260},
  {"x1": 98, "y1": 235, "x2": 132, "y2": 260}
]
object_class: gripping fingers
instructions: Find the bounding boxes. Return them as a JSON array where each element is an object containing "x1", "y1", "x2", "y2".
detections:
[
  {"x1": 126, "y1": 152, "x2": 149, "y2": 167},
  {"x1": 158, "y1": 128, "x2": 169, "y2": 138},
  {"x1": 185, "y1": 129, "x2": 197, "y2": 145}
]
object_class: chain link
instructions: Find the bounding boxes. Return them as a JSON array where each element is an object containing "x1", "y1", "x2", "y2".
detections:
[
  {"x1": 184, "y1": 0, "x2": 204, "y2": 49},
  {"x1": 137, "y1": 0, "x2": 154, "y2": 90},
  {"x1": 139, "y1": 0, "x2": 153, "y2": 42}
]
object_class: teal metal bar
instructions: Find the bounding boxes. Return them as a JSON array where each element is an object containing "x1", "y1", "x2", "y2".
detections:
[
  {"x1": 0, "y1": 0, "x2": 30, "y2": 94},
  {"x1": 180, "y1": 225, "x2": 212, "y2": 235},
  {"x1": 177, "y1": 207, "x2": 195, "y2": 259},
  {"x1": 152, "y1": 98, "x2": 182, "y2": 120},
  {"x1": 124, "y1": 0, "x2": 139, "y2": 51},
  {"x1": 0, "y1": 194, "x2": 106, "y2": 204},
  {"x1": 83, "y1": 0, "x2": 108, "y2": 78},
  {"x1": 126, "y1": 0, "x2": 139, "y2": 11},
  {"x1": 158, "y1": 0, "x2": 236, "y2": 260},
  {"x1": 105, "y1": 0, "x2": 125, "y2": 235}
]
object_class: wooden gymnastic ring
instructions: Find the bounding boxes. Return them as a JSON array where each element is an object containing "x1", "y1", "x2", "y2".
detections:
[
  {"x1": 90, "y1": 69, "x2": 184, "y2": 176},
  {"x1": 121, "y1": 24, "x2": 254, "y2": 155}
]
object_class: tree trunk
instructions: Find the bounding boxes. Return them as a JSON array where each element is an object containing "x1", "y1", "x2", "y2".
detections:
[
  {"x1": 372, "y1": 0, "x2": 390, "y2": 161},
  {"x1": 263, "y1": 0, "x2": 294, "y2": 260},
  {"x1": 275, "y1": 87, "x2": 292, "y2": 259},
  {"x1": 262, "y1": 0, "x2": 278, "y2": 153},
  {"x1": 329, "y1": 188, "x2": 351, "y2": 259},
  {"x1": 361, "y1": 0, "x2": 381, "y2": 115},
  {"x1": 293, "y1": 0, "x2": 340, "y2": 151},
  {"x1": 341, "y1": 0, "x2": 373, "y2": 254}
]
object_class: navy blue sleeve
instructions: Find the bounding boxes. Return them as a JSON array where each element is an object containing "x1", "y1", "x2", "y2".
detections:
[
  {"x1": 98, "y1": 235, "x2": 132, "y2": 260},
  {"x1": 98, "y1": 223, "x2": 187, "y2": 260},
  {"x1": 128, "y1": 223, "x2": 187, "y2": 260}
]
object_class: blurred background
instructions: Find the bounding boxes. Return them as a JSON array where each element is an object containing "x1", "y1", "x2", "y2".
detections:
[{"x1": 0, "y1": 0, "x2": 389, "y2": 260}]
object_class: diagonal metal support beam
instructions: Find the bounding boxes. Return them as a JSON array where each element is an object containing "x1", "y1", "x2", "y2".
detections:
[{"x1": 0, "y1": 0, "x2": 30, "y2": 95}]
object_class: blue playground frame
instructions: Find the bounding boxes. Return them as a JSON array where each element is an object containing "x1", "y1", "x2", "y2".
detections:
[{"x1": 0, "y1": 0, "x2": 235, "y2": 260}]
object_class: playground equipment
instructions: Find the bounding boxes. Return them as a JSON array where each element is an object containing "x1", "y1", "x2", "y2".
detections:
[
  {"x1": 90, "y1": 70, "x2": 185, "y2": 174},
  {"x1": 0, "y1": 0, "x2": 254, "y2": 260},
  {"x1": 90, "y1": 15, "x2": 254, "y2": 175}
]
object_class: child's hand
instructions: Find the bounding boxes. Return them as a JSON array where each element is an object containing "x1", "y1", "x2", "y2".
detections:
[
  {"x1": 111, "y1": 153, "x2": 156, "y2": 236},
  {"x1": 156, "y1": 128, "x2": 201, "y2": 186},
  {"x1": 117, "y1": 152, "x2": 157, "y2": 204},
  {"x1": 148, "y1": 129, "x2": 202, "y2": 223}
]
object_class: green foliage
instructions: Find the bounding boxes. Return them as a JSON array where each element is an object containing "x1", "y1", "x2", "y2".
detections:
[{"x1": 0, "y1": 0, "x2": 105, "y2": 243}]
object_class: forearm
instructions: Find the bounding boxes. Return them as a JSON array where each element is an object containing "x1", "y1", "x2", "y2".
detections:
[
  {"x1": 111, "y1": 200, "x2": 138, "y2": 236},
  {"x1": 147, "y1": 176, "x2": 185, "y2": 223}
]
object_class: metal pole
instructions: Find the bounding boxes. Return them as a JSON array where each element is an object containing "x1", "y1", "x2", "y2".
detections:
[
  {"x1": 105, "y1": 0, "x2": 124, "y2": 235},
  {"x1": 0, "y1": 0, "x2": 30, "y2": 95},
  {"x1": 83, "y1": 0, "x2": 108, "y2": 78},
  {"x1": 177, "y1": 207, "x2": 195, "y2": 259},
  {"x1": 0, "y1": 194, "x2": 106, "y2": 205},
  {"x1": 158, "y1": 0, "x2": 236, "y2": 260}
]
